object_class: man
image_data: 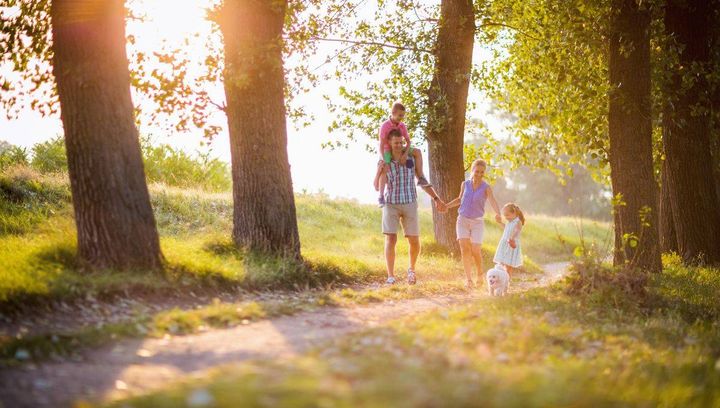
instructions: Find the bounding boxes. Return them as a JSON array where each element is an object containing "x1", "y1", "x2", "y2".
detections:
[
  {"x1": 374, "y1": 102, "x2": 431, "y2": 207},
  {"x1": 382, "y1": 129, "x2": 446, "y2": 285}
]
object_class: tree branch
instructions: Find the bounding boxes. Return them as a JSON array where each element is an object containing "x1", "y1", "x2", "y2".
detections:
[
  {"x1": 310, "y1": 37, "x2": 432, "y2": 54},
  {"x1": 478, "y1": 22, "x2": 541, "y2": 41}
]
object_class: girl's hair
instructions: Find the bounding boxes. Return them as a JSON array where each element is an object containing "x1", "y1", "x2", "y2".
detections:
[
  {"x1": 392, "y1": 102, "x2": 406, "y2": 112},
  {"x1": 470, "y1": 159, "x2": 487, "y2": 171},
  {"x1": 503, "y1": 202, "x2": 525, "y2": 225}
]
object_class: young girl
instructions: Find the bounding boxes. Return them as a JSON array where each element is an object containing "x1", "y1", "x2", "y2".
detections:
[
  {"x1": 446, "y1": 159, "x2": 503, "y2": 289},
  {"x1": 493, "y1": 203, "x2": 525, "y2": 276}
]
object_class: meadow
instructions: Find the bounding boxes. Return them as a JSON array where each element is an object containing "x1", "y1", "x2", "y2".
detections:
[{"x1": 0, "y1": 164, "x2": 610, "y2": 310}]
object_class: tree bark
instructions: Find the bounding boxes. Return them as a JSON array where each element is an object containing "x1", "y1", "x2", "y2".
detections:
[
  {"x1": 659, "y1": 159, "x2": 678, "y2": 253},
  {"x1": 608, "y1": 0, "x2": 661, "y2": 272},
  {"x1": 51, "y1": 0, "x2": 162, "y2": 270},
  {"x1": 662, "y1": 0, "x2": 720, "y2": 265},
  {"x1": 218, "y1": 0, "x2": 301, "y2": 258},
  {"x1": 425, "y1": 0, "x2": 475, "y2": 254}
]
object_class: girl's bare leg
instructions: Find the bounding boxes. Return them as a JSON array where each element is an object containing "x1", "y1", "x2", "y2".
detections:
[
  {"x1": 459, "y1": 239, "x2": 474, "y2": 285},
  {"x1": 470, "y1": 244, "x2": 483, "y2": 282}
]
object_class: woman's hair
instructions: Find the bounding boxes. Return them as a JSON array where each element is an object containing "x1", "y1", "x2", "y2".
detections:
[
  {"x1": 503, "y1": 202, "x2": 525, "y2": 225},
  {"x1": 470, "y1": 159, "x2": 487, "y2": 172}
]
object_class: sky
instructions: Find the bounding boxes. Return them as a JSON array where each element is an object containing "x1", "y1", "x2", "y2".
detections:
[{"x1": 0, "y1": 0, "x2": 510, "y2": 204}]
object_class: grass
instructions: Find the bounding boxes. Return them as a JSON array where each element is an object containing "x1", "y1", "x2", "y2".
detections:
[
  {"x1": 0, "y1": 166, "x2": 605, "y2": 310},
  {"x1": 102, "y1": 257, "x2": 720, "y2": 408},
  {"x1": 1, "y1": 278, "x2": 508, "y2": 365}
]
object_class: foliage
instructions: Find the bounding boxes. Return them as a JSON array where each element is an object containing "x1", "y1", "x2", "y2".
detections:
[
  {"x1": 493, "y1": 165, "x2": 612, "y2": 220},
  {"x1": 0, "y1": 140, "x2": 29, "y2": 170},
  {"x1": 30, "y1": 135, "x2": 67, "y2": 173},
  {"x1": 140, "y1": 139, "x2": 231, "y2": 192}
]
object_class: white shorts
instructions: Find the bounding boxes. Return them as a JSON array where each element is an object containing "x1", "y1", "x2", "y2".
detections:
[{"x1": 456, "y1": 215, "x2": 484, "y2": 244}]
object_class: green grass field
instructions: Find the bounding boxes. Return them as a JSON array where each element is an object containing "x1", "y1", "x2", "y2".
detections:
[
  {"x1": 105, "y1": 255, "x2": 720, "y2": 408},
  {"x1": 0, "y1": 166, "x2": 610, "y2": 310}
]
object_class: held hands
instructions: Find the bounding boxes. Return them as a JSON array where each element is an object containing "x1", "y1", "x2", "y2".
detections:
[
  {"x1": 434, "y1": 198, "x2": 448, "y2": 213},
  {"x1": 495, "y1": 213, "x2": 503, "y2": 224},
  {"x1": 508, "y1": 238, "x2": 517, "y2": 249}
]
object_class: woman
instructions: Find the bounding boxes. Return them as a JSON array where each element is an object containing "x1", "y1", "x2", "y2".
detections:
[{"x1": 446, "y1": 159, "x2": 502, "y2": 288}]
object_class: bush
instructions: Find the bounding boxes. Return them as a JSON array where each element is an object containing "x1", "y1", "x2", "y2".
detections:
[
  {"x1": 141, "y1": 140, "x2": 231, "y2": 191},
  {"x1": 31, "y1": 136, "x2": 67, "y2": 173},
  {"x1": 0, "y1": 141, "x2": 29, "y2": 170}
]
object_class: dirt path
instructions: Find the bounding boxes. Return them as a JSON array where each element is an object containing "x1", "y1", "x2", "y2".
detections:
[{"x1": 0, "y1": 263, "x2": 569, "y2": 407}]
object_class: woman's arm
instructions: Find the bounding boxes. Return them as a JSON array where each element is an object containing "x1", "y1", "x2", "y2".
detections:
[
  {"x1": 486, "y1": 186, "x2": 502, "y2": 223},
  {"x1": 445, "y1": 181, "x2": 465, "y2": 209}
]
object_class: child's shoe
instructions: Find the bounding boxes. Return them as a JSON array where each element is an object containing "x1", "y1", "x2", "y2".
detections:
[
  {"x1": 417, "y1": 176, "x2": 431, "y2": 187},
  {"x1": 378, "y1": 195, "x2": 386, "y2": 208},
  {"x1": 405, "y1": 158, "x2": 414, "y2": 169}
]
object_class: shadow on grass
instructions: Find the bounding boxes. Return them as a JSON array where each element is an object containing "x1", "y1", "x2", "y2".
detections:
[{"x1": 199, "y1": 238, "x2": 374, "y2": 291}]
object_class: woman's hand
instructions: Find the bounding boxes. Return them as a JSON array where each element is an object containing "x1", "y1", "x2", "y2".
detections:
[
  {"x1": 508, "y1": 239, "x2": 516, "y2": 249},
  {"x1": 495, "y1": 214, "x2": 502, "y2": 224}
]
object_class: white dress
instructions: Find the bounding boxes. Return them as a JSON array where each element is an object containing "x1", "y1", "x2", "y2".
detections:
[{"x1": 493, "y1": 218, "x2": 523, "y2": 267}]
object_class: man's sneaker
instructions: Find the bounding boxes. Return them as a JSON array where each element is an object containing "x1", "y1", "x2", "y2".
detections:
[
  {"x1": 378, "y1": 195, "x2": 385, "y2": 208},
  {"x1": 407, "y1": 269, "x2": 417, "y2": 285},
  {"x1": 417, "y1": 176, "x2": 431, "y2": 187},
  {"x1": 385, "y1": 276, "x2": 396, "y2": 285}
]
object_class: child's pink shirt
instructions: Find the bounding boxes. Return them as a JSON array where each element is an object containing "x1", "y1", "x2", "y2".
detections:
[{"x1": 378, "y1": 118, "x2": 412, "y2": 159}]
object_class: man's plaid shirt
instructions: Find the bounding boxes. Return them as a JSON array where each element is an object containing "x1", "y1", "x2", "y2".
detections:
[{"x1": 385, "y1": 160, "x2": 417, "y2": 205}]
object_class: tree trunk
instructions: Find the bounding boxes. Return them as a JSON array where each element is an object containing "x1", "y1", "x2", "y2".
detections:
[
  {"x1": 608, "y1": 0, "x2": 661, "y2": 272},
  {"x1": 710, "y1": 1, "x2": 720, "y2": 211},
  {"x1": 425, "y1": 0, "x2": 475, "y2": 254},
  {"x1": 662, "y1": 0, "x2": 720, "y2": 265},
  {"x1": 51, "y1": 0, "x2": 162, "y2": 270},
  {"x1": 659, "y1": 159, "x2": 678, "y2": 253},
  {"x1": 218, "y1": 0, "x2": 300, "y2": 258}
]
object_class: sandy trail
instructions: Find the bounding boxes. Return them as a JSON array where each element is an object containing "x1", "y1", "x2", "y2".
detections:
[{"x1": 0, "y1": 262, "x2": 569, "y2": 407}]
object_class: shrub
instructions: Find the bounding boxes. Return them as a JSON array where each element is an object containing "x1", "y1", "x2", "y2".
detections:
[
  {"x1": 0, "y1": 141, "x2": 29, "y2": 170},
  {"x1": 141, "y1": 139, "x2": 231, "y2": 191},
  {"x1": 31, "y1": 136, "x2": 67, "y2": 173}
]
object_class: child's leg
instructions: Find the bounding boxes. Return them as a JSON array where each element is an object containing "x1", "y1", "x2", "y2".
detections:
[
  {"x1": 378, "y1": 172, "x2": 387, "y2": 196},
  {"x1": 504, "y1": 265, "x2": 514, "y2": 277},
  {"x1": 373, "y1": 162, "x2": 384, "y2": 191},
  {"x1": 411, "y1": 148, "x2": 426, "y2": 179}
]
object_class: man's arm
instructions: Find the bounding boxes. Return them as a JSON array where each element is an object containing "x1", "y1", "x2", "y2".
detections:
[
  {"x1": 487, "y1": 186, "x2": 502, "y2": 223},
  {"x1": 421, "y1": 185, "x2": 447, "y2": 212}
]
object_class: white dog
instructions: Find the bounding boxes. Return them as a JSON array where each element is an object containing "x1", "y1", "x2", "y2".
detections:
[{"x1": 486, "y1": 265, "x2": 510, "y2": 296}]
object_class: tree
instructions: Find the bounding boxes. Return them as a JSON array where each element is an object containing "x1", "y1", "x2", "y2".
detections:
[
  {"x1": 661, "y1": 0, "x2": 720, "y2": 265},
  {"x1": 425, "y1": 0, "x2": 476, "y2": 251},
  {"x1": 607, "y1": 0, "x2": 661, "y2": 271},
  {"x1": 216, "y1": 0, "x2": 301, "y2": 258},
  {"x1": 659, "y1": 160, "x2": 678, "y2": 253},
  {"x1": 50, "y1": 0, "x2": 162, "y2": 269}
]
